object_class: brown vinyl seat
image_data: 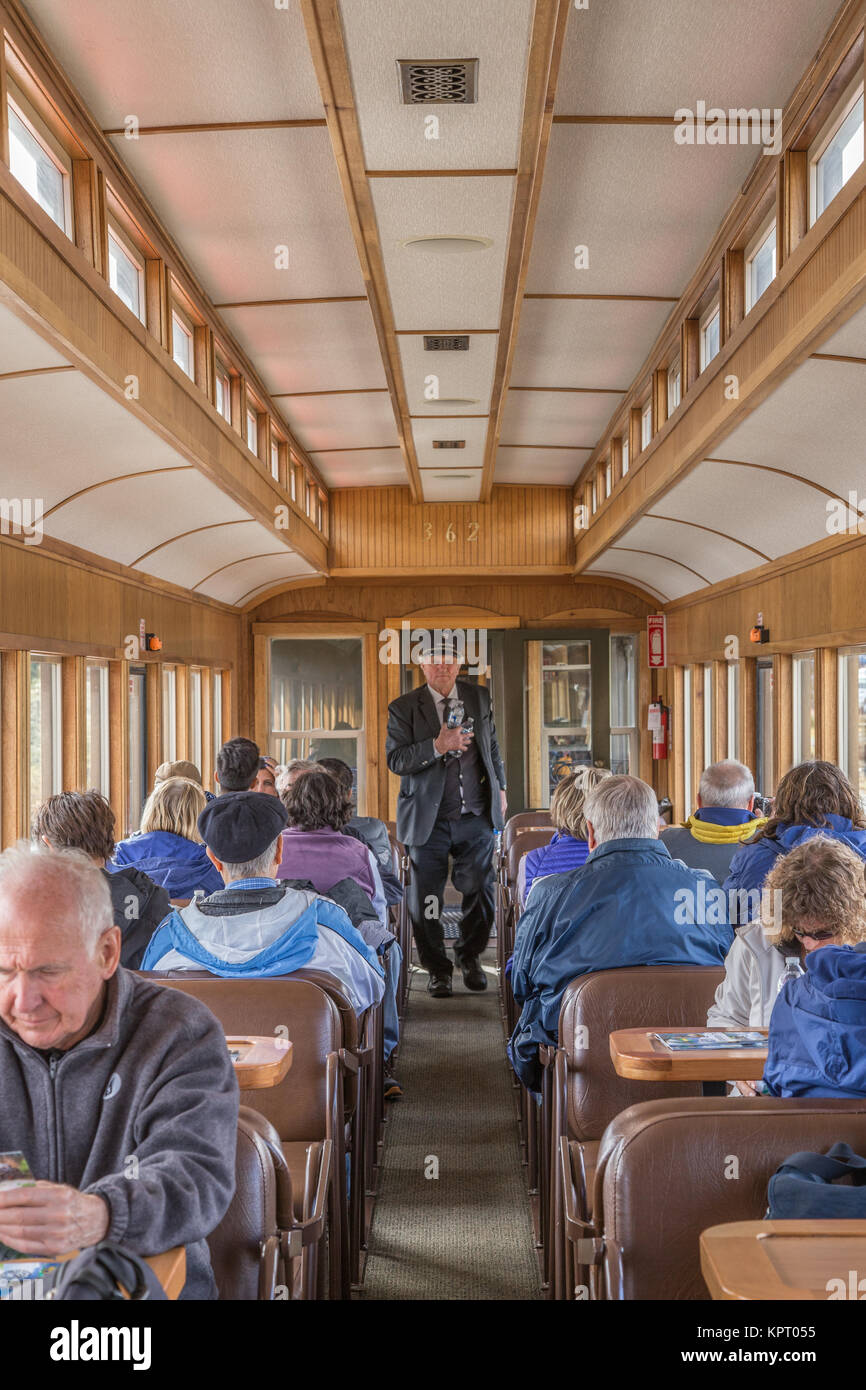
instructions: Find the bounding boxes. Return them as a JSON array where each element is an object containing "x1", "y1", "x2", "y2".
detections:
[
  {"x1": 501, "y1": 811, "x2": 552, "y2": 861},
  {"x1": 544, "y1": 965, "x2": 725, "y2": 1298},
  {"x1": 497, "y1": 827, "x2": 555, "y2": 1037},
  {"x1": 147, "y1": 975, "x2": 347, "y2": 1298},
  {"x1": 564, "y1": 1096, "x2": 866, "y2": 1300},
  {"x1": 208, "y1": 1106, "x2": 284, "y2": 1301}
]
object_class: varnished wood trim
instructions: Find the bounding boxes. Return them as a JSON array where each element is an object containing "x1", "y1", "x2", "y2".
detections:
[
  {"x1": 480, "y1": 0, "x2": 571, "y2": 502},
  {"x1": 740, "y1": 658, "x2": 757, "y2": 775},
  {"x1": 611, "y1": 547, "x2": 711, "y2": 587},
  {"x1": 299, "y1": 0, "x2": 422, "y2": 499},
  {"x1": 510, "y1": 385, "x2": 627, "y2": 394},
  {"x1": 252, "y1": 620, "x2": 377, "y2": 635},
  {"x1": 272, "y1": 387, "x2": 389, "y2": 397},
  {"x1": 42, "y1": 466, "x2": 193, "y2": 521},
  {"x1": 0, "y1": 365, "x2": 75, "y2": 381},
  {"x1": 394, "y1": 328, "x2": 500, "y2": 335},
  {"x1": 707, "y1": 458, "x2": 853, "y2": 505},
  {"x1": 145, "y1": 662, "x2": 161, "y2": 789},
  {"x1": 816, "y1": 646, "x2": 838, "y2": 761},
  {"x1": 646, "y1": 513, "x2": 772, "y2": 563},
  {"x1": 811, "y1": 351, "x2": 866, "y2": 363},
  {"x1": 774, "y1": 652, "x2": 793, "y2": 788},
  {"x1": 524, "y1": 292, "x2": 679, "y2": 302},
  {"x1": 308, "y1": 444, "x2": 401, "y2": 453},
  {"x1": 108, "y1": 658, "x2": 129, "y2": 835},
  {"x1": 410, "y1": 413, "x2": 489, "y2": 419},
  {"x1": 213, "y1": 295, "x2": 367, "y2": 307},
  {"x1": 553, "y1": 115, "x2": 676, "y2": 125},
  {"x1": 365, "y1": 167, "x2": 517, "y2": 177},
  {"x1": 192, "y1": 552, "x2": 287, "y2": 590},
  {"x1": 102, "y1": 119, "x2": 328, "y2": 135},
  {"x1": 61, "y1": 655, "x2": 85, "y2": 790},
  {"x1": 498, "y1": 442, "x2": 597, "y2": 450},
  {"x1": 1, "y1": 650, "x2": 29, "y2": 842},
  {"x1": 130, "y1": 520, "x2": 258, "y2": 569}
]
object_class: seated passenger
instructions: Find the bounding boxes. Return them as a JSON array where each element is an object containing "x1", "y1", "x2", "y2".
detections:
[
  {"x1": 278, "y1": 768, "x2": 388, "y2": 926},
  {"x1": 112, "y1": 777, "x2": 223, "y2": 900},
  {"x1": 142, "y1": 792, "x2": 385, "y2": 1019},
  {"x1": 316, "y1": 756, "x2": 403, "y2": 906},
  {"x1": 275, "y1": 758, "x2": 315, "y2": 799},
  {"x1": 518, "y1": 766, "x2": 610, "y2": 906},
  {"x1": 660, "y1": 759, "x2": 766, "y2": 884},
  {"x1": 215, "y1": 737, "x2": 260, "y2": 795},
  {"x1": 0, "y1": 845, "x2": 237, "y2": 1298},
  {"x1": 155, "y1": 758, "x2": 215, "y2": 804},
  {"x1": 251, "y1": 756, "x2": 278, "y2": 796},
  {"x1": 723, "y1": 760, "x2": 866, "y2": 917},
  {"x1": 32, "y1": 790, "x2": 170, "y2": 969},
  {"x1": 509, "y1": 775, "x2": 733, "y2": 1091},
  {"x1": 763, "y1": 836, "x2": 866, "y2": 1098}
]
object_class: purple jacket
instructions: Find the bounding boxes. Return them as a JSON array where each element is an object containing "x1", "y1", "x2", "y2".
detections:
[{"x1": 277, "y1": 826, "x2": 378, "y2": 902}]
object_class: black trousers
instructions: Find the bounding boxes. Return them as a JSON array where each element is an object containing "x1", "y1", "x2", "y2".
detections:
[{"x1": 408, "y1": 813, "x2": 496, "y2": 976}]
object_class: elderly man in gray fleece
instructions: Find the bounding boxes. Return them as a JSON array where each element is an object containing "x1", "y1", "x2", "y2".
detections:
[{"x1": 0, "y1": 843, "x2": 237, "y2": 1299}]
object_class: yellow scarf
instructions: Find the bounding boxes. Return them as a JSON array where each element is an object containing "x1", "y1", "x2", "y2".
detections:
[{"x1": 683, "y1": 814, "x2": 767, "y2": 845}]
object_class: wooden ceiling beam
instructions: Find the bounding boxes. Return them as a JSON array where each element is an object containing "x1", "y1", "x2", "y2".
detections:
[
  {"x1": 479, "y1": 0, "x2": 572, "y2": 502},
  {"x1": 299, "y1": 0, "x2": 423, "y2": 501}
]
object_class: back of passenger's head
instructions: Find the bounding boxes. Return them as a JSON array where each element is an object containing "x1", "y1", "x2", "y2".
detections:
[
  {"x1": 763, "y1": 835, "x2": 866, "y2": 947},
  {"x1": 583, "y1": 775, "x2": 659, "y2": 846},
  {"x1": 762, "y1": 761, "x2": 865, "y2": 838},
  {"x1": 283, "y1": 766, "x2": 351, "y2": 832},
  {"x1": 154, "y1": 759, "x2": 202, "y2": 787},
  {"x1": 550, "y1": 766, "x2": 612, "y2": 839},
  {"x1": 140, "y1": 776, "x2": 206, "y2": 842},
  {"x1": 215, "y1": 737, "x2": 260, "y2": 792},
  {"x1": 316, "y1": 757, "x2": 354, "y2": 795},
  {"x1": 0, "y1": 841, "x2": 113, "y2": 955},
  {"x1": 198, "y1": 790, "x2": 288, "y2": 882},
  {"x1": 32, "y1": 789, "x2": 116, "y2": 862},
  {"x1": 698, "y1": 760, "x2": 755, "y2": 809},
  {"x1": 275, "y1": 758, "x2": 315, "y2": 798}
]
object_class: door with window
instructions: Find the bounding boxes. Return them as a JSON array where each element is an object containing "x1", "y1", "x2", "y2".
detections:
[{"x1": 269, "y1": 637, "x2": 366, "y2": 806}]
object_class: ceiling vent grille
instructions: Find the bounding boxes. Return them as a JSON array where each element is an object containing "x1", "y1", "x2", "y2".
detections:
[
  {"x1": 432, "y1": 440, "x2": 466, "y2": 449},
  {"x1": 423, "y1": 334, "x2": 469, "y2": 351},
  {"x1": 398, "y1": 59, "x2": 478, "y2": 105}
]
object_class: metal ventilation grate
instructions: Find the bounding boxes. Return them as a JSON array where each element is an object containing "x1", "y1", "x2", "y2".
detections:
[
  {"x1": 423, "y1": 335, "x2": 469, "y2": 351},
  {"x1": 397, "y1": 59, "x2": 478, "y2": 105},
  {"x1": 432, "y1": 440, "x2": 466, "y2": 449}
]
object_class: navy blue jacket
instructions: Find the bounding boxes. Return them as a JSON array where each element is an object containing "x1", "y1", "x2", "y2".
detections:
[
  {"x1": 111, "y1": 829, "x2": 223, "y2": 900},
  {"x1": 765, "y1": 944, "x2": 866, "y2": 1098},
  {"x1": 724, "y1": 815, "x2": 866, "y2": 918},
  {"x1": 509, "y1": 838, "x2": 733, "y2": 1090}
]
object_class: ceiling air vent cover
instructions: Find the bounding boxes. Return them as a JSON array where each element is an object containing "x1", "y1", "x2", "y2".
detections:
[
  {"x1": 424, "y1": 335, "x2": 469, "y2": 351},
  {"x1": 432, "y1": 440, "x2": 466, "y2": 449},
  {"x1": 398, "y1": 59, "x2": 478, "y2": 105}
]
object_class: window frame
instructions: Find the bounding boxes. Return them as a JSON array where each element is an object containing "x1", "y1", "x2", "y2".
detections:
[
  {"x1": 29, "y1": 652, "x2": 63, "y2": 812},
  {"x1": 246, "y1": 403, "x2": 260, "y2": 456},
  {"x1": 640, "y1": 398, "x2": 652, "y2": 451},
  {"x1": 809, "y1": 75, "x2": 865, "y2": 226},
  {"x1": 84, "y1": 658, "x2": 111, "y2": 797},
  {"x1": 107, "y1": 221, "x2": 146, "y2": 324},
  {"x1": 792, "y1": 650, "x2": 817, "y2": 763},
  {"x1": 699, "y1": 300, "x2": 721, "y2": 372},
  {"x1": 214, "y1": 356, "x2": 232, "y2": 424},
  {"x1": 745, "y1": 215, "x2": 777, "y2": 313},
  {"x1": 7, "y1": 83, "x2": 73, "y2": 236},
  {"x1": 621, "y1": 433, "x2": 629, "y2": 477},
  {"x1": 726, "y1": 660, "x2": 739, "y2": 760},
  {"x1": 667, "y1": 359, "x2": 682, "y2": 416},
  {"x1": 171, "y1": 306, "x2": 194, "y2": 380}
]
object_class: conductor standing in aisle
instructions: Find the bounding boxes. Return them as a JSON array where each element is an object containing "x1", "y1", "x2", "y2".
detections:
[{"x1": 385, "y1": 646, "x2": 507, "y2": 997}]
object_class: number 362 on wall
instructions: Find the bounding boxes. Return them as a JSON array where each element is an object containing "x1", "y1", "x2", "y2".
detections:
[{"x1": 423, "y1": 521, "x2": 480, "y2": 542}]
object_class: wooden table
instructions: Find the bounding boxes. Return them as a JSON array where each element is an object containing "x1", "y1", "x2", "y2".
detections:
[
  {"x1": 701, "y1": 1220, "x2": 866, "y2": 1300},
  {"x1": 227, "y1": 1035, "x2": 293, "y2": 1089},
  {"x1": 609, "y1": 1027, "x2": 768, "y2": 1082},
  {"x1": 2, "y1": 1246, "x2": 186, "y2": 1299}
]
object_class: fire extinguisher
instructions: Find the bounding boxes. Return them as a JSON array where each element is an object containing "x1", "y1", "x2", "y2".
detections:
[{"x1": 650, "y1": 701, "x2": 670, "y2": 760}]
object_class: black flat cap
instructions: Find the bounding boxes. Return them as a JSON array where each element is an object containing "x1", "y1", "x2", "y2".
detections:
[{"x1": 198, "y1": 790, "x2": 288, "y2": 862}]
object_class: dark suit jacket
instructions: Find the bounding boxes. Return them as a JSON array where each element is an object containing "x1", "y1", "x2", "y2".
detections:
[{"x1": 386, "y1": 680, "x2": 507, "y2": 847}]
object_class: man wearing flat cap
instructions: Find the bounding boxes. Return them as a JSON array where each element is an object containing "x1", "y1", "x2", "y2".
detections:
[
  {"x1": 142, "y1": 791, "x2": 384, "y2": 1016},
  {"x1": 386, "y1": 646, "x2": 507, "y2": 998}
]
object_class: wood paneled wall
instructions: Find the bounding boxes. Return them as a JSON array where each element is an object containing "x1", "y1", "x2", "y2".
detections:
[
  {"x1": 251, "y1": 575, "x2": 654, "y2": 817},
  {"x1": 329, "y1": 486, "x2": 574, "y2": 574}
]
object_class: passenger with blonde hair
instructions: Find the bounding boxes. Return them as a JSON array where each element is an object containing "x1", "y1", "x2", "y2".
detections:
[
  {"x1": 518, "y1": 766, "x2": 611, "y2": 906},
  {"x1": 112, "y1": 776, "x2": 222, "y2": 900},
  {"x1": 761, "y1": 835, "x2": 866, "y2": 1098}
]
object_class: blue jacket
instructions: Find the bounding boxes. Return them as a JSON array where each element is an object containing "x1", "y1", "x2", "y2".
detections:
[
  {"x1": 111, "y1": 830, "x2": 224, "y2": 900},
  {"x1": 723, "y1": 816, "x2": 866, "y2": 918},
  {"x1": 765, "y1": 944, "x2": 866, "y2": 1098},
  {"x1": 523, "y1": 833, "x2": 590, "y2": 900},
  {"x1": 509, "y1": 838, "x2": 734, "y2": 1090}
]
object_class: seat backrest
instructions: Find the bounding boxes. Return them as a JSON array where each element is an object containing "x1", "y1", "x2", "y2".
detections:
[
  {"x1": 150, "y1": 975, "x2": 340, "y2": 1142},
  {"x1": 209, "y1": 1106, "x2": 278, "y2": 1300},
  {"x1": 593, "y1": 1096, "x2": 866, "y2": 1299},
  {"x1": 503, "y1": 811, "x2": 552, "y2": 855},
  {"x1": 560, "y1": 966, "x2": 725, "y2": 1141},
  {"x1": 507, "y1": 827, "x2": 555, "y2": 887},
  {"x1": 290, "y1": 966, "x2": 361, "y2": 1118}
]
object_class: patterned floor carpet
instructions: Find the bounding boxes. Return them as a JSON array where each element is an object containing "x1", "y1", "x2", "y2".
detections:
[{"x1": 360, "y1": 952, "x2": 541, "y2": 1300}]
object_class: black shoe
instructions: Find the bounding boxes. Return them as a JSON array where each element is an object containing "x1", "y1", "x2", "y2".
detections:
[
  {"x1": 458, "y1": 957, "x2": 488, "y2": 991},
  {"x1": 427, "y1": 972, "x2": 452, "y2": 998}
]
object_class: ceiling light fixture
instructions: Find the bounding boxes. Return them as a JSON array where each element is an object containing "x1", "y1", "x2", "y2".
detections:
[
  {"x1": 402, "y1": 235, "x2": 493, "y2": 255},
  {"x1": 422, "y1": 398, "x2": 480, "y2": 407}
]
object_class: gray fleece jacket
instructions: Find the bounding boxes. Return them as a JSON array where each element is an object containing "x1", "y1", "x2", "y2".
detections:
[{"x1": 0, "y1": 967, "x2": 238, "y2": 1299}]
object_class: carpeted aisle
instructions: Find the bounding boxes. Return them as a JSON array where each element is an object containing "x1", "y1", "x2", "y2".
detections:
[{"x1": 360, "y1": 952, "x2": 542, "y2": 1300}]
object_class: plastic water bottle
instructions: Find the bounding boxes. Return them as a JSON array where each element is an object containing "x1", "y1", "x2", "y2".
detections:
[{"x1": 777, "y1": 956, "x2": 805, "y2": 994}]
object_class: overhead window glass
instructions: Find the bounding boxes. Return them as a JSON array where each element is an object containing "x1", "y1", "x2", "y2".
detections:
[
  {"x1": 667, "y1": 361, "x2": 681, "y2": 414},
  {"x1": 812, "y1": 87, "x2": 864, "y2": 222},
  {"x1": 8, "y1": 100, "x2": 69, "y2": 233},
  {"x1": 108, "y1": 228, "x2": 145, "y2": 321},
  {"x1": 641, "y1": 401, "x2": 652, "y2": 450},
  {"x1": 172, "y1": 312, "x2": 193, "y2": 378},
  {"x1": 215, "y1": 361, "x2": 232, "y2": 423},
  {"x1": 746, "y1": 221, "x2": 777, "y2": 311},
  {"x1": 700, "y1": 304, "x2": 720, "y2": 371}
]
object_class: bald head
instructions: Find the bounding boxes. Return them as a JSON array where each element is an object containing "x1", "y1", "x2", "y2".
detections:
[{"x1": 0, "y1": 844, "x2": 120, "y2": 1051}]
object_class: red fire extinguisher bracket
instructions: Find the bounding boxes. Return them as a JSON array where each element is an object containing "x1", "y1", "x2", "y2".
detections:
[{"x1": 649, "y1": 701, "x2": 670, "y2": 760}]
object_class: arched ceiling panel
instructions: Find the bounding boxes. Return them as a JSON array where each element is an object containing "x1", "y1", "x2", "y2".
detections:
[
  {"x1": 198, "y1": 552, "x2": 317, "y2": 606},
  {"x1": 0, "y1": 303, "x2": 70, "y2": 374},
  {"x1": 133, "y1": 520, "x2": 275, "y2": 591},
  {"x1": 584, "y1": 551, "x2": 705, "y2": 602},
  {"x1": 657, "y1": 460, "x2": 834, "y2": 559},
  {"x1": 625, "y1": 515, "x2": 768, "y2": 585}
]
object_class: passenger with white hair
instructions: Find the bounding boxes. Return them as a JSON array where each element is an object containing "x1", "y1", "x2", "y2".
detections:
[
  {"x1": 0, "y1": 843, "x2": 238, "y2": 1298},
  {"x1": 509, "y1": 776, "x2": 733, "y2": 1091},
  {"x1": 661, "y1": 759, "x2": 766, "y2": 883}
]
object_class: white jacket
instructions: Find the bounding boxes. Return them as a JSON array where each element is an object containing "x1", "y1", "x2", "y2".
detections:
[{"x1": 706, "y1": 921, "x2": 786, "y2": 1028}]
